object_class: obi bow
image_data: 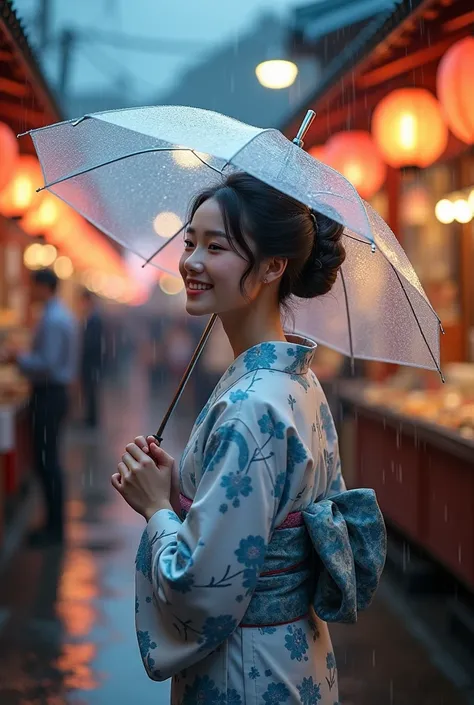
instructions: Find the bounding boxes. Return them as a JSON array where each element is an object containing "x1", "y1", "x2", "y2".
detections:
[{"x1": 303, "y1": 488, "x2": 386, "y2": 624}]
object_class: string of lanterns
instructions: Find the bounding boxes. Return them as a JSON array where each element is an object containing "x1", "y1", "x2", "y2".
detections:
[
  {"x1": 0, "y1": 136, "x2": 144, "y2": 305},
  {"x1": 308, "y1": 36, "x2": 474, "y2": 206}
]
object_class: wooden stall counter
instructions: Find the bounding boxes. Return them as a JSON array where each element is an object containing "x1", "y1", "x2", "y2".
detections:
[{"x1": 337, "y1": 380, "x2": 474, "y2": 590}]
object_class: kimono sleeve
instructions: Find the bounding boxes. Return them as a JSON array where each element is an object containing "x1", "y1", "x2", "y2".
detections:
[{"x1": 134, "y1": 400, "x2": 288, "y2": 681}]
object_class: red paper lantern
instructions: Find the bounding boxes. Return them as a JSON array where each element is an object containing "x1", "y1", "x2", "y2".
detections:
[
  {"x1": 0, "y1": 122, "x2": 19, "y2": 192},
  {"x1": 437, "y1": 37, "x2": 474, "y2": 144},
  {"x1": 323, "y1": 131, "x2": 386, "y2": 199},
  {"x1": 372, "y1": 88, "x2": 448, "y2": 168}
]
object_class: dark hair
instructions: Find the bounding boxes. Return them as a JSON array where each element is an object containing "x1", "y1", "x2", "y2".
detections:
[
  {"x1": 188, "y1": 172, "x2": 345, "y2": 305},
  {"x1": 31, "y1": 268, "x2": 59, "y2": 293}
]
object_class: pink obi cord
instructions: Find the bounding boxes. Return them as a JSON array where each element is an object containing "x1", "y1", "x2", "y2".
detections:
[{"x1": 179, "y1": 494, "x2": 304, "y2": 529}]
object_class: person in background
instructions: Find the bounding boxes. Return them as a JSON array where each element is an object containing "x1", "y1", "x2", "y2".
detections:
[
  {"x1": 1, "y1": 269, "x2": 78, "y2": 546},
  {"x1": 80, "y1": 289, "x2": 104, "y2": 429}
]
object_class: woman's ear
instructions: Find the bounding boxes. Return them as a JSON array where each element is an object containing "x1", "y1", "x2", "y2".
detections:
[{"x1": 263, "y1": 257, "x2": 287, "y2": 284}]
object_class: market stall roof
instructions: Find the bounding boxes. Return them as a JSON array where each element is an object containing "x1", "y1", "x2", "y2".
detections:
[
  {"x1": 0, "y1": 0, "x2": 61, "y2": 142},
  {"x1": 284, "y1": 0, "x2": 474, "y2": 145}
]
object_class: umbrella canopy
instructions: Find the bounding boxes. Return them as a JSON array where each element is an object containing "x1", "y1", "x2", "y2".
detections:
[{"x1": 24, "y1": 105, "x2": 442, "y2": 376}]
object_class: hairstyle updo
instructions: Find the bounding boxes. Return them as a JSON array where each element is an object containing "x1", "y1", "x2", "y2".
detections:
[{"x1": 189, "y1": 172, "x2": 346, "y2": 305}]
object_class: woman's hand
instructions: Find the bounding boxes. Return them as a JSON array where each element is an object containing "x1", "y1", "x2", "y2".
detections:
[
  {"x1": 133, "y1": 435, "x2": 181, "y2": 516},
  {"x1": 111, "y1": 438, "x2": 175, "y2": 521}
]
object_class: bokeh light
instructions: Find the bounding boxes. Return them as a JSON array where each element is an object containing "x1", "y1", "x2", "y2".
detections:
[
  {"x1": 54, "y1": 255, "x2": 74, "y2": 279},
  {"x1": 153, "y1": 211, "x2": 183, "y2": 238},
  {"x1": 159, "y1": 274, "x2": 184, "y2": 295},
  {"x1": 435, "y1": 199, "x2": 455, "y2": 224}
]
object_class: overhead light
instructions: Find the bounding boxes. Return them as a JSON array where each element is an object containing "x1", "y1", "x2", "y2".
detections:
[{"x1": 255, "y1": 60, "x2": 298, "y2": 89}]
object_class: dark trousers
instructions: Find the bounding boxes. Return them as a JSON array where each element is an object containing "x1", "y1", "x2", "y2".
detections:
[
  {"x1": 81, "y1": 369, "x2": 100, "y2": 427},
  {"x1": 31, "y1": 384, "x2": 68, "y2": 533}
]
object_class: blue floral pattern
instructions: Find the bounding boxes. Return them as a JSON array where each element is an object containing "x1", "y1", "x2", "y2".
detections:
[
  {"x1": 258, "y1": 409, "x2": 285, "y2": 439},
  {"x1": 298, "y1": 676, "x2": 322, "y2": 703},
  {"x1": 262, "y1": 682, "x2": 290, "y2": 704},
  {"x1": 221, "y1": 472, "x2": 252, "y2": 500},
  {"x1": 287, "y1": 435, "x2": 308, "y2": 473},
  {"x1": 284, "y1": 624, "x2": 309, "y2": 662},
  {"x1": 235, "y1": 535, "x2": 267, "y2": 568},
  {"x1": 134, "y1": 334, "x2": 384, "y2": 703},
  {"x1": 243, "y1": 342, "x2": 277, "y2": 371}
]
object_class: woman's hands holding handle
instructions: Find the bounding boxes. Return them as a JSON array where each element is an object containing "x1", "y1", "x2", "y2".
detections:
[{"x1": 111, "y1": 435, "x2": 180, "y2": 521}]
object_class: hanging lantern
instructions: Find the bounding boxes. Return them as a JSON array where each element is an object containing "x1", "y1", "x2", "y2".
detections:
[
  {"x1": 0, "y1": 155, "x2": 42, "y2": 217},
  {"x1": 0, "y1": 122, "x2": 19, "y2": 192},
  {"x1": 372, "y1": 88, "x2": 448, "y2": 168},
  {"x1": 323, "y1": 131, "x2": 387, "y2": 199},
  {"x1": 437, "y1": 37, "x2": 474, "y2": 144}
]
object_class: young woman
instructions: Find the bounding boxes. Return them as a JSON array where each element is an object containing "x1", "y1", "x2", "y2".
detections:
[{"x1": 112, "y1": 172, "x2": 385, "y2": 704}]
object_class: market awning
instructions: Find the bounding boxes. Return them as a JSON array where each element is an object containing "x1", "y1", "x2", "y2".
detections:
[
  {"x1": 284, "y1": 0, "x2": 474, "y2": 146},
  {"x1": 0, "y1": 0, "x2": 60, "y2": 140}
]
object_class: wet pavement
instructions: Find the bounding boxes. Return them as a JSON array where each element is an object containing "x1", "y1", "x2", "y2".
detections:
[{"x1": 0, "y1": 364, "x2": 472, "y2": 704}]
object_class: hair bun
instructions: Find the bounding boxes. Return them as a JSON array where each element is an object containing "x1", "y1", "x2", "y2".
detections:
[{"x1": 291, "y1": 210, "x2": 346, "y2": 299}]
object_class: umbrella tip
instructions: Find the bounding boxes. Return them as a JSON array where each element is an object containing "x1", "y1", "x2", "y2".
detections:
[{"x1": 293, "y1": 110, "x2": 316, "y2": 149}]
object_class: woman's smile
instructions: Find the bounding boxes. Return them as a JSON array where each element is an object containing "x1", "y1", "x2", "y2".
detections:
[{"x1": 185, "y1": 279, "x2": 215, "y2": 296}]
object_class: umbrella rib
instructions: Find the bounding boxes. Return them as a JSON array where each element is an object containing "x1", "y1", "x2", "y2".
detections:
[
  {"x1": 339, "y1": 267, "x2": 355, "y2": 374},
  {"x1": 344, "y1": 233, "x2": 373, "y2": 246},
  {"x1": 36, "y1": 147, "x2": 223, "y2": 192},
  {"x1": 141, "y1": 222, "x2": 188, "y2": 268},
  {"x1": 391, "y1": 267, "x2": 444, "y2": 382}
]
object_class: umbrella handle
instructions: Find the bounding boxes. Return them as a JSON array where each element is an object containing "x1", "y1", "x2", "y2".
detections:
[{"x1": 152, "y1": 313, "x2": 218, "y2": 444}]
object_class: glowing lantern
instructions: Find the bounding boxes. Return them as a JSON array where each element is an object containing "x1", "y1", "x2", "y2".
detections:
[
  {"x1": 323, "y1": 131, "x2": 386, "y2": 199},
  {"x1": 372, "y1": 89, "x2": 448, "y2": 168},
  {"x1": 437, "y1": 37, "x2": 474, "y2": 144},
  {"x1": 0, "y1": 122, "x2": 19, "y2": 192},
  {"x1": 0, "y1": 156, "x2": 42, "y2": 217}
]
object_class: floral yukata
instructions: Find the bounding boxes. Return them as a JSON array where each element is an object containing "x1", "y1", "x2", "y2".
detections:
[{"x1": 135, "y1": 335, "x2": 386, "y2": 704}]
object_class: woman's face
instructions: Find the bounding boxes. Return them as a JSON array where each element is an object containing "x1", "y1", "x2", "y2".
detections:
[{"x1": 179, "y1": 197, "x2": 261, "y2": 317}]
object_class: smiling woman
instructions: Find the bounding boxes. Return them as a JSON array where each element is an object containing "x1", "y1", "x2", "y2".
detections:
[{"x1": 112, "y1": 170, "x2": 387, "y2": 705}]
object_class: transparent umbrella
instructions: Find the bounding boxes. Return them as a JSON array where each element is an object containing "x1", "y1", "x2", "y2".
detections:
[{"x1": 22, "y1": 105, "x2": 443, "y2": 440}]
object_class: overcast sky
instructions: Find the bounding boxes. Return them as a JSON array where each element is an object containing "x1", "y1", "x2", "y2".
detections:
[{"x1": 17, "y1": 0, "x2": 302, "y2": 100}]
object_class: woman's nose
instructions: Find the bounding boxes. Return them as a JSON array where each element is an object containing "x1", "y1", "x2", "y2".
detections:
[{"x1": 184, "y1": 252, "x2": 205, "y2": 274}]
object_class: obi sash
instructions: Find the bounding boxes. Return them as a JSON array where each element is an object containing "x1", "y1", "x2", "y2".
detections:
[{"x1": 179, "y1": 488, "x2": 386, "y2": 626}]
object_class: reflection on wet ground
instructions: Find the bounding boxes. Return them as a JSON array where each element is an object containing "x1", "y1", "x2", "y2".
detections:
[{"x1": 0, "y1": 365, "x2": 471, "y2": 704}]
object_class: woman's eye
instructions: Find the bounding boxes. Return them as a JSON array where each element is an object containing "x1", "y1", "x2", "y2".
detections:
[
  {"x1": 208, "y1": 243, "x2": 224, "y2": 251},
  {"x1": 183, "y1": 239, "x2": 194, "y2": 248}
]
